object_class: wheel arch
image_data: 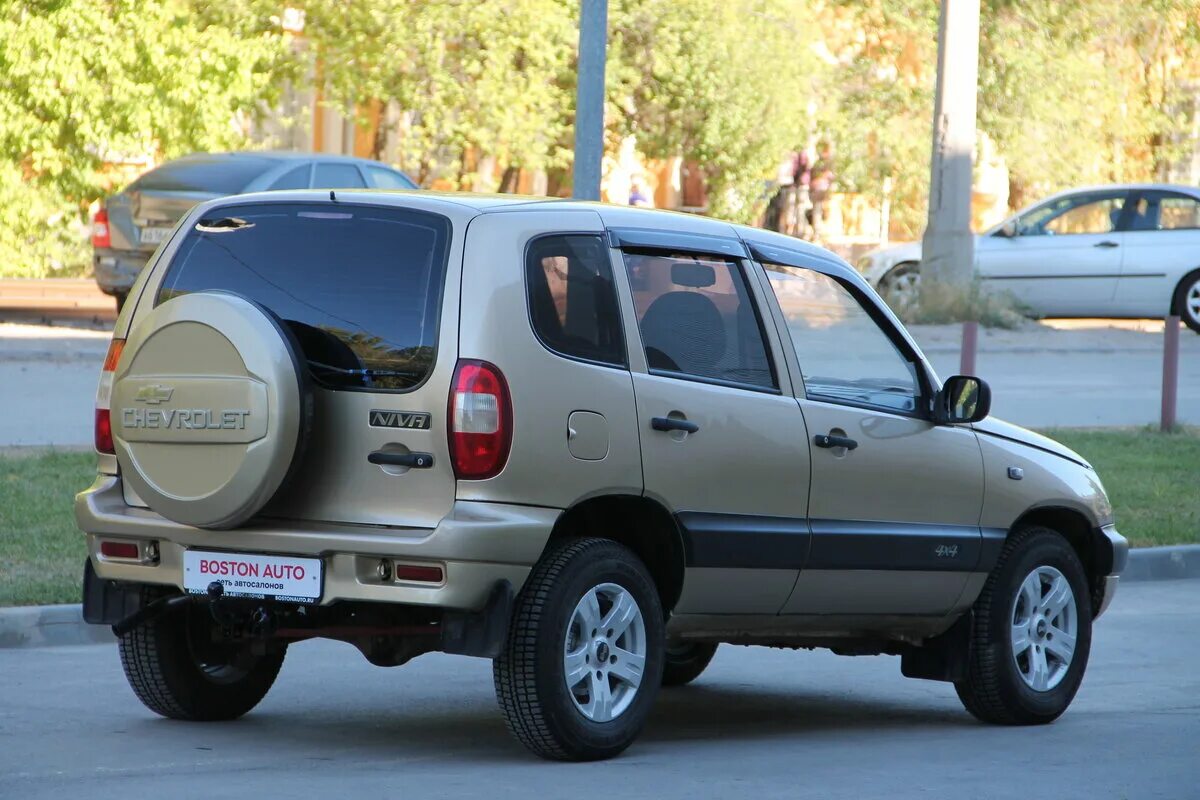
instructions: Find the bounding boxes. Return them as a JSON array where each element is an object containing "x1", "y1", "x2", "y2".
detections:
[
  {"x1": 1008, "y1": 505, "x2": 1109, "y2": 616},
  {"x1": 542, "y1": 494, "x2": 686, "y2": 615}
]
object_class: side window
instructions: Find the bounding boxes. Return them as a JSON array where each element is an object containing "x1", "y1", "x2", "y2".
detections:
[
  {"x1": 363, "y1": 165, "x2": 416, "y2": 189},
  {"x1": 268, "y1": 164, "x2": 311, "y2": 190},
  {"x1": 763, "y1": 263, "x2": 920, "y2": 413},
  {"x1": 526, "y1": 235, "x2": 626, "y2": 366},
  {"x1": 1148, "y1": 193, "x2": 1200, "y2": 231},
  {"x1": 622, "y1": 251, "x2": 775, "y2": 390},
  {"x1": 312, "y1": 163, "x2": 366, "y2": 189},
  {"x1": 1019, "y1": 193, "x2": 1126, "y2": 236}
]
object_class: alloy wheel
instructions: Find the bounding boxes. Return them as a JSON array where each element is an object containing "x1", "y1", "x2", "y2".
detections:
[
  {"x1": 563, "y1": 582, "x2": 647, "y2": 722},
  {"x1": 1185, "y1": 277, "x2": 1200, "y2": 327},
  {"x1": 1010, "y1": 565, "x2": 1078, "y2": 692}
]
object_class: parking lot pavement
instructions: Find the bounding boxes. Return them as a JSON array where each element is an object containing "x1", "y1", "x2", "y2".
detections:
[
  {"x1": 0, "y1": 317, "x2": 1195, "y2": 446},
  {"x1": 1, "y1": 579, "x2": 1196, "y2": 799}
]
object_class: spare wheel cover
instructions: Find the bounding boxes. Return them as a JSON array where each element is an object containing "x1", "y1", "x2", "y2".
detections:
[{"x1": 111, "y1": 291, "x2": 308, "y2": 529}]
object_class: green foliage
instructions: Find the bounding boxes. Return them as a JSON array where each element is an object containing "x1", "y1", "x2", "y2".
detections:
[
  {"x1": 301, "y1": 0, "x2": 576, "y2": 186},
  {"x1": 609, "y1": 0, "x2": 816, "y2": 223},
  {"x1": 0, "y1": 0, "x2": 292, "y2": 277}
]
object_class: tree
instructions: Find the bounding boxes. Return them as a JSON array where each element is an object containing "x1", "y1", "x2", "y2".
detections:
[
  {"x1": 301, "y1": 0, "x2": 576, "y2": 188},
  {"x1": 0, "y1": 0, "x2": 293, "y2": 276},
  {"x1": 608, "y1": 0, "x2": 816, "y2": 223}
]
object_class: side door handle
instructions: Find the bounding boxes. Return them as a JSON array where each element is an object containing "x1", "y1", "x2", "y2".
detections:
[
  {"x1": 813, "y1": 433, "x2": 858, "y2": 450},
  {"x1": 368, "y1": 450, "x2": 435, "y2": 469},
  {"x1": 651, "y1": 416, "x2": 699, "y2": 434},
  {"x1": 1093, "y1": 240, "x2": 1119, "y2": 249}
]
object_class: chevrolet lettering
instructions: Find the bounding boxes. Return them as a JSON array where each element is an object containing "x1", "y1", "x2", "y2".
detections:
[
  {"x1": 122, "y1": 407, "x2": 250, "y2": 430},
  {"x1": 77, "y1": 192, "x2": 1128, "y2": 762}
]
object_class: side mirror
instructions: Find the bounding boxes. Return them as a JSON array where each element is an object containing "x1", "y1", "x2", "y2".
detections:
[
  {"x1": 999, "y1": 220, "x2": 1019, "y2": 238},
  {"x1": 935, "y1": 375, "x2": 991, "y2": 424}
]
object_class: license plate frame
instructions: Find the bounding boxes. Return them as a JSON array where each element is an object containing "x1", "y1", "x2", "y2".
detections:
[
  {"x1": 183, "y1": 549, "x2": 323, "y2": 604},
  {"x1": 139, "y1": 226, "x2": 173, "y2": 245}
]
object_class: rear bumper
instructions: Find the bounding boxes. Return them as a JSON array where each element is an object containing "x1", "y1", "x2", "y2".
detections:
[
  {"x1": 76, "y1": 474, "x2": 557, "y2": 612},
  {"x1": 93, "y1": 250, "x2": 149, "y2": 294}
]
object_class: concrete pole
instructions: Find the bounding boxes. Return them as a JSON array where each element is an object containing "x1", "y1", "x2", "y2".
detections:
[
  {"x1": 921, "y1": 0, "x2": 980, "y2": 291},
  {"x1": 572, "y1": 0, "x2": 608, "y2": 201}
]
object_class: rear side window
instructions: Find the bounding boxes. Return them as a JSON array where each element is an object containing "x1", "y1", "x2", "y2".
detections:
[
  {"x1": 313, "y1": 164, "x2": 366, "y2": 189},
  {"x1": 526, "y1": 235, "x2": 625, "y2": 366},
  {"x1": 268, "y1": 164, "x2": 311, "y2": 190},
  {"x1": 157, "y1": 203, "x2": 451, "y2": 392},
  {"x1": 364, "y1": 165, "x2": 417, "y2": 190},
  {"x1": 132, "y1": 156, "x2": 275, "y2": 194},
  {"x1": 622, "y1": 251, "x2": 776, "y2": 390}
]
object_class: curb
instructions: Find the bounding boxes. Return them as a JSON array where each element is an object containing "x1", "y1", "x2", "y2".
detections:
[
  {"x1": 0, "y1": 603, "x2": 114, "y2": 649},
  {"x1": 1121, "y1": 544, "x2": 1200, "y2": 583},
  {"x1": 2, "y1": 546, "x2": 1198, "y2": 650}
]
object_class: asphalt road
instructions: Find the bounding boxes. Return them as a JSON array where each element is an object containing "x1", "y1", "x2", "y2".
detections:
[
  {"x1": 1, "y1": 579, "x2": 1196, "y2": 799},
  {"x1": 1, "y1": 318, "x2": 1196, "y2": 446}
]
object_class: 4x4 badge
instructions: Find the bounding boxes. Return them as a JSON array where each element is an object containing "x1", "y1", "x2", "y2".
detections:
[
  {"x1": 369, "y1": 410, "x2": 432, "y2": 430},
  {"x1": 134, "y1": 384, "x2": 175, "y2": 404}
]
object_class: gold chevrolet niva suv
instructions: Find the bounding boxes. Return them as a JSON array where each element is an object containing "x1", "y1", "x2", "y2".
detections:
[{"x1": 77, "y1": 191, "x2": 1127, "y2": 761}]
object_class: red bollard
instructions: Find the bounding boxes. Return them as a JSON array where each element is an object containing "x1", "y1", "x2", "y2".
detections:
[
  {"x1": 1161, "y1": 316, "x2": 1180, "y2": 432},
  {"x1": 960, "y1": 320, "x2": 979, "y2": 376}
]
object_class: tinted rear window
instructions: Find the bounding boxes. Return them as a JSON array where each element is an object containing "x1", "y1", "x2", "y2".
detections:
[
  {"x1": 157, "y1": 203, "x2": 451, "y2": 392},
  {"x1": 132, "y1": 157, "x2": 276, "y2": 194}
]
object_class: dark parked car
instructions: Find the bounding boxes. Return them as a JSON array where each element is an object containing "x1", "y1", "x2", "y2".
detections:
[{"x1": 91, "y1": 152, "x2": 417, "y2": 308}]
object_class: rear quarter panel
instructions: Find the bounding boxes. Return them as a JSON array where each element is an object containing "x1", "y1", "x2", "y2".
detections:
[{"x1": 454, "y1": 208, "x2": 644, "y2": 509}]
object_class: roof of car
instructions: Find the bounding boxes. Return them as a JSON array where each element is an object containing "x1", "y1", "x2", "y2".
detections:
[
  {"x1": 211, "y1": 188, "x2": 858, "y2": 275},
  {"x1": 172, "y1": 151, "x2": 404, "y2": 166}
]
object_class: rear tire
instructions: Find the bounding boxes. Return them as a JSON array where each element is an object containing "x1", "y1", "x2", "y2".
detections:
[
  {"x1": 954, "y1": 527, "x2": 1092, "y2": 725},
  {"x1": 118, "y1": 600, "x2": 286, "y2": 721},
  {"x1": 662, "y1": 642, "x2": 718, "y2": 687},
  {"x1": 1172, "y1": 269, "x2": 1200, "y2": 334},
  {"x1": 493, "y1": 538, "x2": 665, "y2": 761}
]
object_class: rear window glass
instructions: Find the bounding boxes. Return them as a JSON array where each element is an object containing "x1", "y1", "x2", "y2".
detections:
[
  {"x1": 156, "y1": 203, "x2": 451, "y2": 392},
  {"x1": 132, "y1": 157, "x2": 275, "y2": 194}
]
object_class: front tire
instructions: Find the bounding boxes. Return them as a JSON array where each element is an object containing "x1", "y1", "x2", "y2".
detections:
[
  {"x1": 662, "y1": 642, "x2": 718, "y2": 687},
  {"x1": 118, "y1": 601, "x2": 286, "y2": 721},
  {"x1": 493, "y1": 538, "x2": 665, "y2": 761},
  {"x1": 1172, "y1": 269, "x2": 1200, "y2": 334},
  {"x1": 955, "y1": 527, "x2": 1092, "y2": 725}
]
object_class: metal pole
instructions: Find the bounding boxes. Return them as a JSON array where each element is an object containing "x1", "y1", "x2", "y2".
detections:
[
  {"x1": 1161, "y1": 315, "x2": 1180, "y2": 431},
  {"x1": 959, "y1": 320, "x2": 978, "y2": 376},
  {"x1": 920, "y1": 0, "x2": 980, "y2": 293},
  {"x1": 572, "y1": 0, "x2": 608, "y2": 201}
]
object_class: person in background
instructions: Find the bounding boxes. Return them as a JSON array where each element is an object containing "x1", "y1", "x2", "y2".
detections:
[
  {"x1": 807, "y1": 142, "x2": 834, "y2": 242},
  {"x1": 793, "y1": 149, "x2": 812, "y2": 238},
  {"x1": 629, "y1": 176, "x2": 653, "y2": 208}
]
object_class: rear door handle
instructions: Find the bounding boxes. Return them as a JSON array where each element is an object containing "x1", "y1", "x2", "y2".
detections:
[
  {"x1": 651, "y1": 417, "x2": 699, "y2": 434},
  {"x1": 813, "y1": 433, "x2": 858, "y2": 450},
  {"x1": 368, "y1": 450, "x2": 434, "y2": 469},
  {"x1": 1094, "y1": 240, "x2": 1119, "y2": 249}
]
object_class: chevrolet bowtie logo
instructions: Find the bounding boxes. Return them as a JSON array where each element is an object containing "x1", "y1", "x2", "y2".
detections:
[{"x1": 134, "y1": 384, "x2": 175, "y2": 405}]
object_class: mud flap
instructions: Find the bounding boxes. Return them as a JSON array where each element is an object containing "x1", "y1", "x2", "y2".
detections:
[
  {"x1": 901, "y1": 611, "x2": 973, "y2": 682},
  {"x1": 81, "y1": 559, "x2": 144, "y2": 625},
  {"x1": 439, "y1": 580, "x2": 514, "y2": 659}
]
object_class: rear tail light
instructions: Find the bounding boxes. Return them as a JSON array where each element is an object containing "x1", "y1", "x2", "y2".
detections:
[
  {"x1": 95, "y1": 338, "x2": 126, "y2": 455},
  {"x1": 91, "y1": 208, "x2": 111, "y2": 249},
  {"x1": 448, "y1": 359, "x2": 512, "y2": 480}
]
